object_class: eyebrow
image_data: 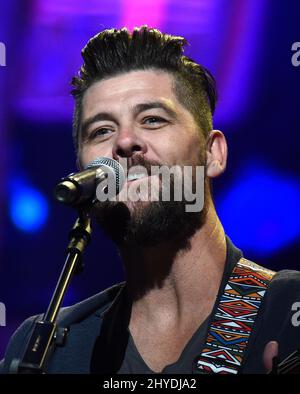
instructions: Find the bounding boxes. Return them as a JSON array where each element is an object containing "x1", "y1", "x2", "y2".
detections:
[
  {"x1": 81, "y1": 101, "x2": 177, "y2": 139},
  {"x1": 132, "y1": 101, "x2": 178, "y2": 120}
]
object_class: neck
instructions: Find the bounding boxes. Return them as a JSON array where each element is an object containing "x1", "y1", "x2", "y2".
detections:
[{"x1": 119, "y1": 200, "x2": 227, "y2": 330}]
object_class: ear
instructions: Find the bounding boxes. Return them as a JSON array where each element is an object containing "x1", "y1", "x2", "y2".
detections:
[{"x1": 206, "y1": 130, "x2": 228, "y2": 178}]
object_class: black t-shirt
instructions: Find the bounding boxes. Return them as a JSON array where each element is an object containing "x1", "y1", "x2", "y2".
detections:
[{"x1": 118, "y1": 316, "x2": 211, "y2": 374}]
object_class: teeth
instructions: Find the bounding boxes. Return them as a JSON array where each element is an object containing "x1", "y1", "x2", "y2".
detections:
[{"x1": 127, "y1": 173, "x2": 147, "y2": 181}]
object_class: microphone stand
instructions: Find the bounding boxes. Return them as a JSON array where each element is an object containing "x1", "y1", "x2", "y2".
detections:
[{"x1": 10, "y1": 208, "x2": 92, "y2": 374}]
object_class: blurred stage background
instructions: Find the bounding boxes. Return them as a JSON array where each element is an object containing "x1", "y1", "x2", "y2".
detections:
[{"x1": 0, "y1": 0, "x2": 300, "y2": 358}]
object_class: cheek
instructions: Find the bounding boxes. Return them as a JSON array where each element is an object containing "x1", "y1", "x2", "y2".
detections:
[
  {"x1": 79, "y1": 147, "x2": 94, "y2": 168},
  {"x1": 79, "y1": 144, "x2": 111, "y2": 168},
  {"x1": 148, "y1": 136, "x2": 178, "y2": 163},
  {"x1": 187, "y1": 133, "x2": 203, "y2": 161},
  {"x1": 157, "y1": 132, "x2": 202, "y2": 165}
]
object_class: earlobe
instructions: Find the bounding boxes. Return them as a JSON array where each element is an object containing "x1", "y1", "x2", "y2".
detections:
[
  {"x1": 207, "y1": 159, "x2": 224, "y2": 177},
  {"x1": 206, "y1": 130, "x2": 227, "y2": 178}
]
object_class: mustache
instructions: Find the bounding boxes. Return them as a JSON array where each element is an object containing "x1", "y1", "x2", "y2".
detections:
[{"x1": 121, "y1": 155, "x2": 164, "y2": 177}]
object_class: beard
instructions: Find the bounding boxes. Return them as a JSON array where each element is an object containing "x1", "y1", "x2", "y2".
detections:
[{"x1": 90, "y1": 154, "x2": 209, "y2": 248}]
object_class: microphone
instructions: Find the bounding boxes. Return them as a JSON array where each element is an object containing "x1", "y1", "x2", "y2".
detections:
[{"x1": 54, "y1": 157, "x2": 125, "y2": 206}]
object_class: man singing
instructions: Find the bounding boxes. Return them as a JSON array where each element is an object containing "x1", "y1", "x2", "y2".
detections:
[{"x1": 1, "y1": 26, "x2": 300, "y2": 374}]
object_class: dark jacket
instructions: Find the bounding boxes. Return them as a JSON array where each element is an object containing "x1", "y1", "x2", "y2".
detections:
[{"x1": 0, "y1": 283, "x2": 125, "y2": 374}]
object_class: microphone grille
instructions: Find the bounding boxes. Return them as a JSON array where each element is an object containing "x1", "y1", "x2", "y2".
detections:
[{"x1": 85, "y1": 157, "x2": 125, "y2": 193}]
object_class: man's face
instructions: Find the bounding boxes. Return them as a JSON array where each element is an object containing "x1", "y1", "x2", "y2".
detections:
[
  {"x1": 78, "y1": 70, "x2": 207, "y2": 245},
  {"x1": 79, "y1": 69, "x2": 204, "y2": 172}
]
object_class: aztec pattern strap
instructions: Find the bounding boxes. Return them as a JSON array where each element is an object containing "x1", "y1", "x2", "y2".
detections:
[{"x1": 196, "y1": 257, "x2": 276, "y2": 374}]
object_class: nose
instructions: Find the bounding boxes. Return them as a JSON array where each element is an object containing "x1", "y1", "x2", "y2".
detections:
[{"x1": 112, "y1": 128, "x2": 147, "y2": 159}]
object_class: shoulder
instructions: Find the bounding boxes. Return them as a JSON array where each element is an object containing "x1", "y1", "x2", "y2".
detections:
[
  {"x1": 0, "y1": 282, "x2": 124, "y2": 374},
  {"x1": 239, "y1": 257, "x2": 300, "y2": 299},
  {"x1": 56, "y1": 281, "x2": 125, "y2": 326},
  {"x1": 262, "y1": 268, "x2": 300, "y2": 320},
  {"x1": 246, "y1": 267, "x2": 300, "y2": 372},
  {"x1": 261, "y1": 268, "x2": 300, "y2": 310},
  {"x1": 229, "y1": 259, "x2": 300, "y2": 373},
  {"x1": 269, "y1": 268, "x2": 300, "y2": 292}
]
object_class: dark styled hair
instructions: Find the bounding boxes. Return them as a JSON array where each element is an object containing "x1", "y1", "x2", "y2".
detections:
[{"x1": 71, "y1": 26, "x2": 217, "y2": 153}]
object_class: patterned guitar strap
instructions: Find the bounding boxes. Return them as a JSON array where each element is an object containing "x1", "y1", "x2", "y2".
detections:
[{"x1": 195, "y1": 257, "x2": 276, "y2": 374}]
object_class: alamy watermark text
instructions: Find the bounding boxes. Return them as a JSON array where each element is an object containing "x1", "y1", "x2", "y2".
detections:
[
  {"x1": 0, "y1": 42, "x2": 6, "y2": 66},
  {"x1": 0, "y1": 302, "x2": 6, "y2": 326},
  {"x1": 291, "y1": 42, "x2": 300, "y2": 66}
]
